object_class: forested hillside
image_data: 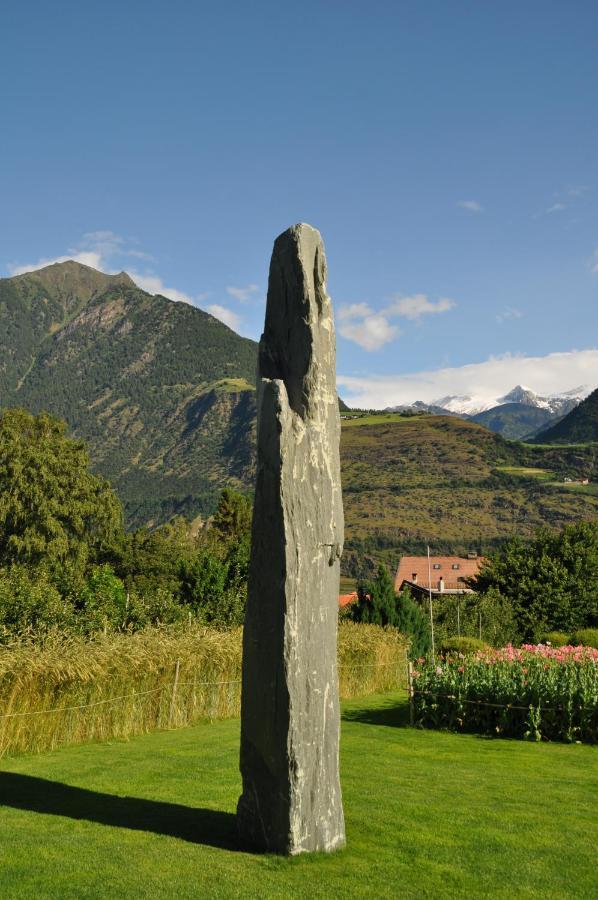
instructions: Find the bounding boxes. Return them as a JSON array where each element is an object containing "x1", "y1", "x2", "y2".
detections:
[
  {"x1": 2, "y1": 262, "x2": 597, "y2": 559},
  {"x1": 535, "y1": 388, "x2": 598, "y2": 444},
  {"x1": 470, "y1": 402, "x2": 558, "y2": 439},
  {"x1": 0, "y1": 261, "x2": 257, "y2": 524},
  {"x1": 340, "y1": 414, "x2": 598, "y2": 575}
]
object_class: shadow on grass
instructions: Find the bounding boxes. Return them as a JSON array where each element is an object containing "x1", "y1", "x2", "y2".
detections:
[
  {"x1": 342, "y1": 696, "x2": 411, "y2": 728},
  {"x1": 0, "y1": 772, "x2": 239, "y2": 850}
]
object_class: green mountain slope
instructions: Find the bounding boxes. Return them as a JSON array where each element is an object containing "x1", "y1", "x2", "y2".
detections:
[
  {"x1": 0, "y1": 262, "x2": 258, "y2": 525},
  {"x1": 340, "y1": 414, "x2": 598, "y2": 574},
  {"x1": 470, "y1": 402, "x2": 557, "y2": 439},
  {"x1": 2, "y1": 262, "x2": 597, "y2": 558},
  {"x1": 534, "y1": 388, "x2": 598, "y2": 444}
]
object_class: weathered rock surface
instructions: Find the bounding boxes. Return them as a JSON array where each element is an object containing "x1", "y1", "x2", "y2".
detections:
[{"x1": 237, "y1": 223, "x2": 345, "y2": 855}]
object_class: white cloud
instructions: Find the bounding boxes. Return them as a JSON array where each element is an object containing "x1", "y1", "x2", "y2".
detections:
[
  {"x1": 127, "y1": 271, "x2": 194, "y2": 305},
  {"x1": 590, "y1": 248, "x2": 598, "y2": 274},
  {"x1": 8, "y1": 251, "x2": 103, "y2": 276},
  {"x1": 457, "y1": 200, "x2": 483, "y2": 213},
  {"x1": 337, "y1": 302, "x2": 374, "y2": 321},
  {"x1": 496, "y1": 306, "x2": 523, "y2": 324},
  {"x1": 339, "y1": 315, "x2": 400, "y2": 352},
  {"x1": 337, "y1": 348, "x2": 598, "y2": 409},
  {"x1": 546, "y1": 203, "x2": 566, "y2": 214},
  {"x1": 386, "y1": 294, "x2": 455, "y2": 320},
  {"x1": 7, "y1": 231, "x2": 198, "y2": 305},
  {"x1": 337, "y1": 293, "x2": 455, "y2": 351},
  {"x1": 206, "y1": 304, "x2": 241, "y2": 331},
  {"x1": 226, "y1": 284, "x2": 259, "y2": 303}
]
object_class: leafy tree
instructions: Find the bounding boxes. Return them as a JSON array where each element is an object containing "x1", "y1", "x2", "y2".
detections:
[
  {"x1": 212, "y1": 488, "x2": 252, "y2": 543},
  {"x1": 432, "y1": 588, "x2": 518, "y2": 648},
  {"x1": 77, "y1": 565, "x2": 128, "y2": 632},
  {"x1": 116, "y1": 517, "x2": 196, "y2": 597},
  {"x1": 0, "y1": 409, "x2": 123, "y2": 576},
  {"x1": 474, "y1": 523, "x2": 598, "y2": 640},
  {"x1": 0, "y1": 565, "x2": 72, "y2": 638}
]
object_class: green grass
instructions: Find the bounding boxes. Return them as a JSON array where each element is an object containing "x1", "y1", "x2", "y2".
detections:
[
  {"x1": 1, "y1": 693, "x2": 596, "y2": 898},
  {"x1": 495, "y1": 465, "x2": 553, "y2": 480},
  {"x1": 556, "y1": 482, "x2": 598, "y2": 496},
  {"x1": 341, "y1": 413, "x2": 423, "y2": 427}
]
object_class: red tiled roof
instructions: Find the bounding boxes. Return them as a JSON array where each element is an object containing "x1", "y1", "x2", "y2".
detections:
[
  {"x1": 339, "y1": 591, "x2": 359, "y2": 608},
  {"x1": 395, "y1": 555, "x2": 485, "y2": 592}
]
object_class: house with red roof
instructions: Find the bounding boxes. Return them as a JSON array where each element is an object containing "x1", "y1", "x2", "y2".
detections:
[{"x1": 395, "y1": 554, "x2": 484, "y2": 600}]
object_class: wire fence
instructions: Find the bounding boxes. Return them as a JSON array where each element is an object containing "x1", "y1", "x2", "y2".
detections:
[
  {"x1": 405, "y1": 663, "x2": 596, "y2": 742},
  {"x1": 0, "y1": 657, "x2": 408, "y2": 757}
]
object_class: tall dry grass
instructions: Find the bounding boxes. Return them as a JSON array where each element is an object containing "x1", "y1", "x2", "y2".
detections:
[{"x1": 0, "y1": 623, "x2": 408, "y2": 757}]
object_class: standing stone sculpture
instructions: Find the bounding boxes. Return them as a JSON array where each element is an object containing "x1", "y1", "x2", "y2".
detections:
[{"x1": 237, "y1": 223, "x2": 345, "y2": 855}]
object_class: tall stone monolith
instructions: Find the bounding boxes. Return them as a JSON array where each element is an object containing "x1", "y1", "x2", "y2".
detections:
[{"x1": 237, "y1": 223, "x2": 345, "y2": 855}]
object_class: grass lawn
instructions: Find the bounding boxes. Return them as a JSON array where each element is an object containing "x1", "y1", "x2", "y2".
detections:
[{"x1": 1, "y1": 693, "x2": 596, "y2": 899}]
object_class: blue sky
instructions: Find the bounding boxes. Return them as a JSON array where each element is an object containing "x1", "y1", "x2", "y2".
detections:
[{"x1": 2, "y1": 1, "x2": 597, "y2": 406}]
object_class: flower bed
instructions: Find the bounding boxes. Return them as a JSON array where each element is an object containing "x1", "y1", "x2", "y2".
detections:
[{"x1": 412, "y1": 645, "x2": 598, "y2": 743}]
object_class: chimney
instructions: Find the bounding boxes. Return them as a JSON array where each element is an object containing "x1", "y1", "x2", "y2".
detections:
[{"x1": 412, "y1": 573, "x2": 418, "y2": 583}]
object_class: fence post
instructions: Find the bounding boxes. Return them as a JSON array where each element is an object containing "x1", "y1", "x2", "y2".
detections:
[
  {"x1": 169, "y1": 659, "x2": 181, "y2": 727},
  {"x1": 408, "y1": 660, "x2": 414, "y2": 726}
]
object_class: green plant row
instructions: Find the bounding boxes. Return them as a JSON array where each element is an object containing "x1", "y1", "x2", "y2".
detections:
[
  {"x1": 412, "y1": 645, "x2": 598, "y2": 743},
  {"x1": 0, "y1": 622, "x2": 408, "y2": 757}
]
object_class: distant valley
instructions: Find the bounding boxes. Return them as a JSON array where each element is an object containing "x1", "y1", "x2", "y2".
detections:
[{"x1": 1, "y1": 260, "x2": 597, "y2": 568}]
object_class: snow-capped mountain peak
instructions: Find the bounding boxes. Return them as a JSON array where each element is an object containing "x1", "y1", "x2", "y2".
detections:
[
  {"x1": 417, "y1": 384, "x2": 595, "y2": 417},
  {"x1": 497, "y1": 385, "x2": 546, "y2": 407}
]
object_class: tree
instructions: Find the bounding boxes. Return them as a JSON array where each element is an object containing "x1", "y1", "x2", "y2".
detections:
[
  {"x1": 349, "y1": 564, "x2": 431, "y2": 658},
  {"x1": 393, "y1": 588, "x2": 432, "y2": 659},
  {"x1": 0, "y1": 565, "x2": 72, "y2": 637},
  {"x1": 212, "y1": 488, "x2": 252, "y2": 543},
  {"x1": 474, "y1": 524, "x2": 598, "y2": 640},
  {"x1": 0, "y1": 409, "x2": 123, "y2": 576}
]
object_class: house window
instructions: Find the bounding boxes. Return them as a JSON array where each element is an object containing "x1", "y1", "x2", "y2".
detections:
[
  {"x1": 452, "y1": 564, "x2": 460, "y2": 570},
  {"x1": 433, "y1": 563, "x2": 441, "y2": 570}
]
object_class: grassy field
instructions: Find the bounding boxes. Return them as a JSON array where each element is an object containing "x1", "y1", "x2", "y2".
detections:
[
  {"x1": 0, "y1": 623, "x2": 406, "y2": 757},
  {"x1": 1, "y1": 693, "x2": 596, "y2": 899},
  {"x1": 341, "y1": 413, "x2": 424, "y2": 427},
  {"x1": 494, "y1": 465, "x2": 554, "y2": 480}
]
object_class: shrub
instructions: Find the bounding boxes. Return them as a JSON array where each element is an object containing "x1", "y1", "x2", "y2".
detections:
[
  {"x1": 540, "y1": 631, "x2": 570, "y2": 647},
  {"x1": 440, "y1": 636, "x2": 490, "y2": 655},
  {"x1": 570, "y1": 628, "x2": 598, "y2": 648}
]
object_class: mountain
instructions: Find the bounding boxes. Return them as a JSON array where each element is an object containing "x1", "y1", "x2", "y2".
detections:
[
  {"x1": 470, "y1": 403, "x2": 557, "y2": 440},
  {"x1": 385, "y1": 400, "x2": 466, "y2": 418},
  {"x1": 3, "y1": 261, "x2": 597, "y2": 559},
  {"x1": 533, "y1": 388, "x2": 598, "y2": 444},
  {"x1": 340, "y1": 414, "x2": 598, "y2": 575},
  {"x1": 497, "y1": 385, "x2": 583, "y2": 417},
  {"x1": 428, "y1": 384, "x2": 589, "y2": 417},
  {"x1": 0, "y1": 261, "x2": 258, "y2": 525}
]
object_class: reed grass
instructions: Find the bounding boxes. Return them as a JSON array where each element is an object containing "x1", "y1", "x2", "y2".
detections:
[{"x1": 0, "y1": 623, "x2": 408, "y2": 757}]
